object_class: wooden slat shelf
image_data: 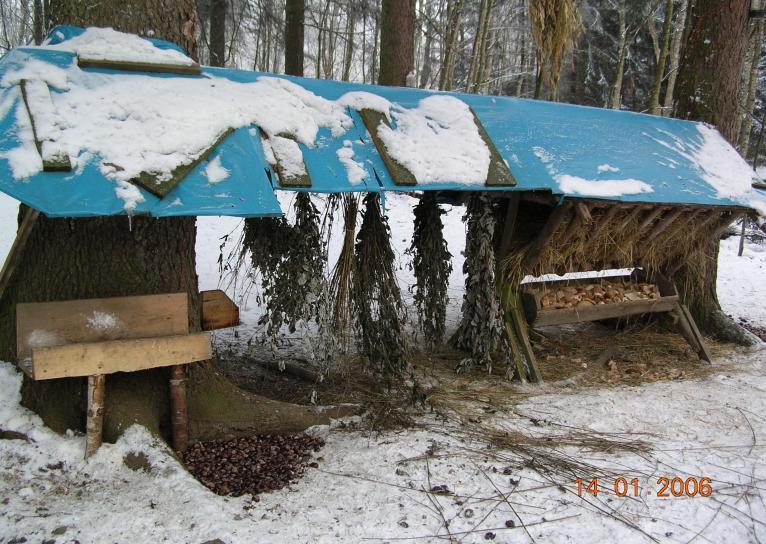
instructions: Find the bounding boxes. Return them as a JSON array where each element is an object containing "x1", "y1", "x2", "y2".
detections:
[{"x1": 527, "y1": 294, "x2": 679, "y2": 328}]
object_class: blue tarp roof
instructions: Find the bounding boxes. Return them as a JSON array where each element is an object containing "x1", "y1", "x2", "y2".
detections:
[{"x1": 0, "y1": 26, "x2": 762, "y2": 218}]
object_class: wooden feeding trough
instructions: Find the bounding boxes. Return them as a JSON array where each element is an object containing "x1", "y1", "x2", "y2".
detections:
[
  {"x1": 16, "y1": 290, "x2": 240, "y2": 458},
  {"x1": 520, "y1": 272, "x2": 712, "y2": 363}
]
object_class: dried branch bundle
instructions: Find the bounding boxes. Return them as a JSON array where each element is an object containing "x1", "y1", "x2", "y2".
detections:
[
  {"x1": 451, "y1": 194, "x2": 507, "y2": 372},
  {"x1": 529, "y1": 0, "x2": 582, "y2": 99},
  {"x1": 353, "y1": 193, "x2": 409, "y2": 386},
  {"x1": 407, "y1": 193, "x2": 452, "y2": 349}
]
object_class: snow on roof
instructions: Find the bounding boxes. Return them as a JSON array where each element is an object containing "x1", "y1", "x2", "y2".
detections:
[{"x1": 0, "y1": 25, "x2": 762, "y2": 219}]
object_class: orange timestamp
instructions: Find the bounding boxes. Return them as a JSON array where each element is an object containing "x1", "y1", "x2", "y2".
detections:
[{"x1": 575, "y1": 477, "x2": 713, "y2": 498}]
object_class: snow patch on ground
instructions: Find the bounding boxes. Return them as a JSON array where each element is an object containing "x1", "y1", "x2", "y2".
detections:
[
  {"x1": 377, "y1": 95, "x2": 491, "y2": 185},
  {"x1": 556, "y1": 174, "x2": 654, "y2": 197},
  {"x1": 44, "y1": 27, "x2": 196, "y2": 67},
  {"x1": 203, "y1": 155, "x2": 230, "y2": 184}
]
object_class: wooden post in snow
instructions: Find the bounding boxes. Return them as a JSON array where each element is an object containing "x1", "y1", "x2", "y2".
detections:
[
  {"x1": 85, "y1": 374, "x2": 105, "y2": 459},
  {"x1": 170, "y1": 364, "x2": 189, "y2": 454}
]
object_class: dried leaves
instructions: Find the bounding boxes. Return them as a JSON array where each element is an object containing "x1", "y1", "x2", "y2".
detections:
[
  {"x1": 451, "y1": 194, "x2": 507, "y2": 372},
  {"x1": 408, "y1": 193, "x2": 452, "y2": 348},
  {"x1": 353, "y1": 193, "x2": 410, "y2": 386}
]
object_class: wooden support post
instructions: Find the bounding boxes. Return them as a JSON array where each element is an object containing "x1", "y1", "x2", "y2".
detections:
[
  {"x1": 169, "y1": 364, "x2": 189, "y2": 454},
  {"x1": 522, "y1": 202, "x2": 571, "y2": 272},
  {"x1": 501, "y1": 284, "x2": 542, "y2": 383},
  {"x1": 499, "y1": 283, "x2": 529, "y2": 382},
  {"x1": 496, "y1": 194, "x2": 520, "y2": 262},
  {"x1": 679, "y1": 304, "x2": 712, "y2": 363},
  {"x1": 85, "y1": 374, "x2": 105, "y2": 459}
]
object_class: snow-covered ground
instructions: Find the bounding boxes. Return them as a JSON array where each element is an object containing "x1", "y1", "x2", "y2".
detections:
[{"x1": 1, "y1": 194, "x2": 766, "y2": 543}]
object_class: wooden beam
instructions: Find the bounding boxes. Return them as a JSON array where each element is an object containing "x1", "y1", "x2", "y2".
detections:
[
  {"x1": 501, "y1": 283, "x2": 542, "y2": 382},
  {"x1": 77, "y1": 56, "x2": 202, "y2": 75},
  {"x1": 645, "y1": 208, "x2": 686, "y2": 242},
  {"x1": 85, "y1": 374, "x2": 105, "y2": 459},
  {"x1": 201, "y1": 290, "x2": 240, "y2": 330},
  {"x1": 615, "y1": 205, "x2": 646, "y2": 232},
  {"x1": 19, "y1": 80, "x2": 71, "y2": 171},
  {"x1": 30, "y1": 332, "x2": 212, "y2": 380},
  {"x1": 522, "y1": 202, "x2": 571, "y2": 272},
  {"x1": 679, "y1": 304, "x2": 712, "y2": 362},
  {"x1": 358, "y1": 109, "x2": 417, "y2": 186},
  {"x1": 530, "y1": 296, "x2": 679, "y2": 328},
  {"x1": 17, "y1": 292, "x2": 189, "y2": 362},
  {"x1": 575, "y1": 202, "x2": 593, "y2": 224},
  {"x1": 0, "y1": 207, "x2": 39, "y2": 307},
  {"x1": 133, "y1": 128, "x2": 234, "y2": 197},
  {"x1": 520, "y1": 192, "x2": 557, "y2": 206}
]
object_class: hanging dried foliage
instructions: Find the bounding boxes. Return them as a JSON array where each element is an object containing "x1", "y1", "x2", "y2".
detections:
[
  {"x1": 242, "y1": 193, "x2": 326, "y2": 341},
  {"x1": 353, "y1": 193, "x2": 409, "y2": 385},
  {"x1": 530, "y1": 0, "x2": 582, "y2": 99},
  {"x1": 451, "y1": 193, "x2": 507, "y2": 372},
  {"x1": 407, "y1": 193, "x2": 452, "y2": 348}
]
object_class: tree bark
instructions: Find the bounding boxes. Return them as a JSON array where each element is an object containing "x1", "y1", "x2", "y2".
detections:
[
  {"x1": 209, "y1": 0, "x2": 227, "y2": 67},
  {"x1": 673, "y1": 0, "x2": 750, "y2": 144},
  {"x1": 738, "y1": 20, "x2": 764, "y2": 156},
  {"x1": 378, "y1": 0, "x2": 415, "y2": 86},
  {"x1": 648, "y1": 0, "x2": 674, "y2": 115},
  {"x1": 608, "y1": 0, "x2": 627, "y2": 110},
  {"x1": 33, "y1": 0, "x2": 43, "y2": 44},
  {"x1": 284, "y1": 0, "x2": 305, "y2": 76},
  {"x1": 438, "y1": 0, "x2": 464, "y2": 91},
  {"x1": 669, "y1": 0, "x2": 755, "y2": 344}
]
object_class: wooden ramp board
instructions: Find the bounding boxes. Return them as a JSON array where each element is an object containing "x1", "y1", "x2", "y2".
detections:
[
  {"x1": 201, "y1": 290, "x2": 240, "y2": 330},
  {"x1": 30, "y1": 332, "x2": 212, "y2": 380},
  {"x1": 16, "y1": 292, "x2": 189, "y2": 364}
]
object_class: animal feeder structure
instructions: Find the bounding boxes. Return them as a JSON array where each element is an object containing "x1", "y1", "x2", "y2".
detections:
[{"x1": 0, "y1": 24, "x2": 762, "y2": 443}]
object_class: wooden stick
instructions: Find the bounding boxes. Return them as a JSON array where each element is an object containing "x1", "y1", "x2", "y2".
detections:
[
  {"x1": 679, "y1": 304, "x2": 712, "y2": 363},
  {"x1": 496, "y1": 194, "x2": 520, "y2": 262},
  {"x1": 615, "y1": 205, "x2": 645, "y2": 232},
  {"x1": 522, "y1": 202, "x2": 571, "y2": 272},
  {"x1": 169, "y1": 364, "x2": 189, "y2": 454},
  {"x1": 645, "y1": 208, "x2": 685, "y2": 242},
  {"x1": 503, "y1": 287, "x2": 542, "y2": 383},
  {"x1": 581, "y1": 206, "x2": 620, "y2": 255},
  {"x1": 85, "y1": 374, "x2": 105, "y2": 459},
  {"x1": 499, "y1": 283, "x2": 528, "y2": 383},
  {"x1": 0, "y1": 207, "x2": 40, "y2": 305},
  {"x1": 739, "y1": 217, "x2": 747, "y2": 257}
]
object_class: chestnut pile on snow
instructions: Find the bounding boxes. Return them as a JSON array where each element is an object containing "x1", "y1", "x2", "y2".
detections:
[
  {"x1": 532, "y1": 282, "x2": 661, "y2": 310},
  {"x1": 183, "y1": 434, "x2": 324, "y2": 497}
]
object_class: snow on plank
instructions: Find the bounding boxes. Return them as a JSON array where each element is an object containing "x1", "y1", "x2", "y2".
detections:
[{"x1": 19, "y1": 79, "x2": 70, "y2": 171}]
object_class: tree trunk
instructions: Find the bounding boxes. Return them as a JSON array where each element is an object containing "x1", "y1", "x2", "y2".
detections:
[
  {"x1": 341, "y1": 11, "x2": 355, "y2": 81},
  {"x1": 648, "y1": 0, "x2": 674, "y2": 115},
  {"x1": 33, "y1": 0, "x2": 43, "y2": 44},
  {"x1": 6, "y1": 0, "x2": 349, "y2": 447},
  {"x1": 738, "y1": 20, "x2": 764, "y2": 156},
  {"x1": 209, "y1": 0, "x2": 226, "y2": 67},
  {"x1": 673, "y1": 0, "x2": 750, "y2": 144},
  {"x1": 662, "y1": 0, "x2": 689, "y2": 116},
  {"x1": 285, "y1": 0, "x2": 305, "y2": 76},
  {"x1": 608, "y1": 0, "x2": 627, "y2": 110},
  {"x1": 378, "y1": 0, "x2": 415, "y2": 86},
  {"x1": 438, "y1": 0, "x2": 464, "y2": 91},
  {"x1": 669, "y1": 0, "x2": 755, "y2": 344}
]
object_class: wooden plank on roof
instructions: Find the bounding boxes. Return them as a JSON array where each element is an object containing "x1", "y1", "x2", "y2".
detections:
[
  {"x1": 30, "y1": 332, "x2": 211, "y2": 380},
  {"x1": 16, "y1": 292, "x2": 189, "y2": 362},
  {"x1": 132, "y1": 128, "x2": 234, "y2": 198},
  {"x1": 19, "y1": 80, "x2": 71, "y2": 172},
  {"x1": 77, "y1": 56, "x2": 202, "y2": 75},
  {"x1": 469, "y1": 109, "x2": 516, "y2": 187},
  {"x1": 265, "y1": 133, "x2": 312, "y2": 188},
  {"x1": 358, "y1": 109, "x2": 417, "y2": 186}
]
